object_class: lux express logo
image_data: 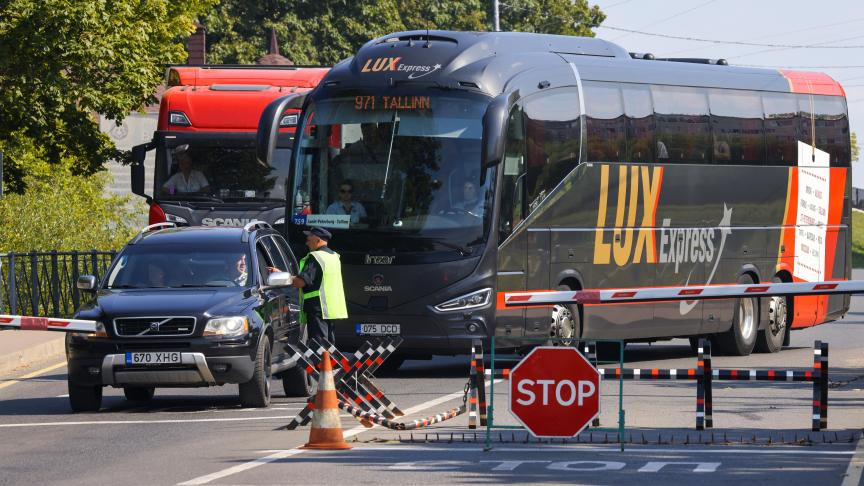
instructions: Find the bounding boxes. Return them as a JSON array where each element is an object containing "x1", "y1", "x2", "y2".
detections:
[
  {"x1": 591, "y1": 164, "x2": 732, "y2": 315},
  {"x1": 360, "y1": 57, "x2": 441, "y2": 79}
]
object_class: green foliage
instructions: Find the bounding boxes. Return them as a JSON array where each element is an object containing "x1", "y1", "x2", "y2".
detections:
[
  {"x1": 203, "y1": 0, "x2": 604, "y2": 65},
  {"x1": 0, "y1": 157, "x2": 145, "y2": 252},
  {"x1": 853, "y1": 209, "x2": 864, "y2": 268},
  {"x1": 851, "y1": 132, "x2": 859, "y2": 163},
  {"x1": 0, "y1": 0, "x2": 216, "y2": 193}
]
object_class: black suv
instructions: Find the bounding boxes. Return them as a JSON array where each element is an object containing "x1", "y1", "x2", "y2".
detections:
[{"x1": 65, "y1": 222, "x2": 311, "y2": 412}]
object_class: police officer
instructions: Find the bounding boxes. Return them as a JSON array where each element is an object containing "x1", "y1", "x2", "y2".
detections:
[{"x1": 290, "y1": 227, "x2": 347, "y2": 344}]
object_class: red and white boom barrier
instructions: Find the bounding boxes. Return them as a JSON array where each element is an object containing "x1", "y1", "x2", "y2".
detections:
[
  {"x1": 504, "y1": 280, "x2": 864, "y2": 307},
  {"x1": 0, "y1": 315, "x2": 98, "y2": 333}
]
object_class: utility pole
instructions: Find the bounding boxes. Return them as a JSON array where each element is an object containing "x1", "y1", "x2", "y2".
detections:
[{"x1": 493, "y1": 0, "x2": 500, "y2": 31}]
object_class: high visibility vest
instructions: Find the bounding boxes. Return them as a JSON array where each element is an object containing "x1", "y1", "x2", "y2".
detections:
[{"x1": 298, "y1": 249, "x2": 348, "y2": 322}]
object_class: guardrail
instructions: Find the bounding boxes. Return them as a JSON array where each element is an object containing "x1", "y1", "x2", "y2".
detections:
[{"x1": 0, "y1": 250, "x2": 116, "y2": 317}]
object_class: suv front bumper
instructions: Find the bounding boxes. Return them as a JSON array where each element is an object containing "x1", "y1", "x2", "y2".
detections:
[{"x1": 101, "y1": 353, "x2": 222, "y2": 386}]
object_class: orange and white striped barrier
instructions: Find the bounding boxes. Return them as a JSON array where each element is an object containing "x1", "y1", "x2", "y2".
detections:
[
  {"x1": 504, "y1": 279, "x2": 864, "y2": 307},
  {"x1": 0, "y1": 314, "x2": 97, "y2": 333}
]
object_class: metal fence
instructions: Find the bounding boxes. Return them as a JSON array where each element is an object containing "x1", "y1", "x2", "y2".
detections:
[{"x1": 1, "y1": 251, "x2": 116, "y2": 317}]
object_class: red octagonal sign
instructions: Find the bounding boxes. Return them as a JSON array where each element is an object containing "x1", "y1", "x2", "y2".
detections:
[{"x1": 509, "y1": 347, "x2": 600, "y2": 438}]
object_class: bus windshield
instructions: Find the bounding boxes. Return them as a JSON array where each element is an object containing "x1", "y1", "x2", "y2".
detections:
[
  {"x1": 292, "y1": 92, "x2": 493, "y2": 253},
  {"x1": 155, "y1": 137, "x2": 291, "y2": 204}
]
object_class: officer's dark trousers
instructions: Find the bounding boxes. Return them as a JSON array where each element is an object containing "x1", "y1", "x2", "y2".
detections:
[{"x1": 307, "y1": 313, "x2": 336, "y2": 345}]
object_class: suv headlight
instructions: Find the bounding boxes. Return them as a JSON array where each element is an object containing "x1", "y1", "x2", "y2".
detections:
[
  {"x1": 204, "y1": 317, "x2": 249, "y2": 337},
  {"x1": 434, "y1": 288, "x2": 492, "y2": 312},
  {"x1": 72, "y1": 321, "x2": 107, "y2": 338}
]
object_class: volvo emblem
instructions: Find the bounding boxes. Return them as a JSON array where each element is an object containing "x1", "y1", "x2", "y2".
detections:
[{"x1": 149, "y1": 322, "x2": 160, "y2": 331}]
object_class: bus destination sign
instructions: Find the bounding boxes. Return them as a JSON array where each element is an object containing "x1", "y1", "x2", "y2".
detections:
[{"x1": 354, "y1": 95, "x2": 431, "y2": 111}]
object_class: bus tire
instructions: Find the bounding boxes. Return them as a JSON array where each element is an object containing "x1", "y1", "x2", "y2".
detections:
[
  {"x1": 715, "y1": 274, "x2": 759, "y2": 356},
  {"x1": 755, "y1": 276, "x2": 788, "y2": 353},
  {"x1": 551, "y1": 284, "x2": 580, "y2": 346}
]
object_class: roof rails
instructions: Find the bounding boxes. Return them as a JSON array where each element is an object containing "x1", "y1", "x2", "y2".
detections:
[
  {"x1": 130, "y1": 222, "x2": 176, "y2": 244},
  {"x1": 630, "y1": 52, "x2": 729, "y2": 66},
  {"x1": 241, "y1": 221, "x2": 272, "y2": 242}
]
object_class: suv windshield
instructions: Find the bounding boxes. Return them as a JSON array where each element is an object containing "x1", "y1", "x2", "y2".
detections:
[
  {"x1": 155, "y1": 137, "x2": 291, "y2": 204},
  {"x1": 105, "y1": 244, "x2": 252, "y2": 289},
  {"x1": 291, "y1": 92, "x2": 492, "y2": 254}
]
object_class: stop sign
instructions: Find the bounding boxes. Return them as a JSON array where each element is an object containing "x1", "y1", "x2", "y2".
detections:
[{"x1": 509, "y1": 347, "x2": 600, "y2": 437}]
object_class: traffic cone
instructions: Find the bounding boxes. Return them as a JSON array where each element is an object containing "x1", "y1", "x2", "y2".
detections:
[{"x1": 301, "y1": 351, "x2": 351, "y2": 450}]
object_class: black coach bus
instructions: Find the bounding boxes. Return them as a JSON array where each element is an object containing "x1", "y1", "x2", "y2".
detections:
[{"x1": 257, "y1": 31, "x2": 850, "y2": 363}]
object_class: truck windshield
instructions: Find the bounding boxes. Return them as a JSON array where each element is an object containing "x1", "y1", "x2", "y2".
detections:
[
  {"x1": 155, "y1": 137, "x2": 291, "y2": 204},
  {"x1": 105, "y1": 245, "x2": 253, "y2": 289},
  {"x1": 292, "y1": 92, "x2": 492, "y2": 254}
]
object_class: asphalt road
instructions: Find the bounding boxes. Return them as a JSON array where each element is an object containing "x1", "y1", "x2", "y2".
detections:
[{"x1": 1, "y1": 296, "x2": 863, "y2": 485}]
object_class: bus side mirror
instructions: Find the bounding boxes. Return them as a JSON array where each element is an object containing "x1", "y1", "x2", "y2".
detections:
[
  {"x1": 480, "y1": 92, "x2": 516, "y2": 185},
  {"x1": 256, "y1": 93, "x2": 306, "y2": 167},
  {"x1": 130, "y1": 143, "x2": 153, "y2": 198}
]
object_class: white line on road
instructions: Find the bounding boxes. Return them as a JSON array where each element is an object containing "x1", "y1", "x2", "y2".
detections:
[
  {"x1": 177, "y1": 380, "x2": 501, "y2": 486},
  {"x1": 0, "y1": 415, "x2": 301, "y2": 428},
  {"x1": 55, "y1": 394, "x2": 69, "y2": 398},
  {"x1": 0, "y1": 361, "x2": 66, "y2": 391},
  {"x1": 255, "y1": 445, "x2": 857, "y2": 456},
  {"x1": 841, "y1": 431, "x2": 864, "y2": 486}
]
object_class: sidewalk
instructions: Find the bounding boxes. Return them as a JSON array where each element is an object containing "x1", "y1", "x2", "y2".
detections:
[{"x1": 0, "y1": 330, "x2": 65, "y2": 376}]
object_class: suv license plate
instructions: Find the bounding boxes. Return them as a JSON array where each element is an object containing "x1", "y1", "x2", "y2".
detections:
[
  {"x1": 355, "y1": 324, "x2": 400, "y2": 336},
  {"x1": 125, "y1": 352, "x2": 182, "y2": 365}
]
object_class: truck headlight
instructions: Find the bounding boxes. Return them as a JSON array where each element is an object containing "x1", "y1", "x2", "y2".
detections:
[
  {"x1": 204, "y1": 317, "x2": 249, "y2": 337},
  {"x1": 165, "y1": 214, "x2": 188, "y2": 224},
  {"x1": 434, "y1": 288, "x2": 492, "y2": 312}
]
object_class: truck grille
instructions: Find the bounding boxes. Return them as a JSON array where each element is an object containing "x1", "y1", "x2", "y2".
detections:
[{"x1": 114, "y1": 317, "x2": 196, "y2": 337}]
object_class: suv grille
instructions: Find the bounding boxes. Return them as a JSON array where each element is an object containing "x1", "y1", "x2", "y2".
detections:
[{"x1": 114, "y1": 317, "x2": 196, "y2": 337}]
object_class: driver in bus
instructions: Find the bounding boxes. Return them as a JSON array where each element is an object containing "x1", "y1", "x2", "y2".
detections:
[
  {"x1": 161, "y1": 144, "x2": 211, "y2": 195},
  {"x1": 325, "y1": 180, "x2": 367, "y2": 224},
  {"x1": 452, "y1": 181, "x2": 483, "y2": 216}
]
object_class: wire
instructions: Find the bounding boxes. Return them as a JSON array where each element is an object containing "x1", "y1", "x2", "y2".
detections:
[
  {"x1": 601, "y1": 0, "x2": 634, "y2": 8},
  {"x1": 728, "y1": 33, "x2": 864, "y2": 60},
  {"x1": 738, "y1": 64, "x2": 864, "y2": 69},
  {"x1": 598, "y1": 25, "x2": 864, "y2": 48},
  {"x1": 610, "y1": 0, "x2": 717, "y2": 41}
]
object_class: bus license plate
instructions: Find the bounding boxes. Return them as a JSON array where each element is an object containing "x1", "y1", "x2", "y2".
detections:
[
  {"x1": 355, "y1": 324, "x2": 400, "y2": 336},
  {"x1": 125, "y1": 352, "x2": 182, "y2": 366}
]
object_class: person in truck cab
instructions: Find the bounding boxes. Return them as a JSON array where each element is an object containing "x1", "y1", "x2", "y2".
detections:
[{"x1": 161, "y1": 144, "x2": 210, "y2": 195}]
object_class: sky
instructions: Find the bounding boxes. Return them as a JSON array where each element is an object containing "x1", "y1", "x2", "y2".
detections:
[{"x1": 578, "y1": 0, "x2": 864, "y2": 186}]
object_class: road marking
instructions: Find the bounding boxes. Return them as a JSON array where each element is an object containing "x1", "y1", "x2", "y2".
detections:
[
  {"x1": 177, "y1": 381, "x2": 501, "y2": 486},
  {"x1": 842, "y1": 432, "x2": 864, "y2": 486},
  {"x1": 257, "y1": 445, "x2": 857, "y2": 456},
  {"x1": 0, "y1": 415, "x2": 301, "y2": 428},
  {"x1": 0, "y1": 361, "x2": 66, "y2": 391},
  {"x1": 56, "y1": 394, "x2": 69, "y2": 398}
]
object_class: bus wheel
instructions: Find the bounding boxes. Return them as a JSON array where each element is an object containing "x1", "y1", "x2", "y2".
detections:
[
  {"x1": 756, "y1": 278, "x2": 788, "y2": 353},
  {"x1": 715, "y1": 274, "x2": 758, "y2": 356},
  {"x1": 551, "y1": 285, "x2": 579, "y2": 346}
]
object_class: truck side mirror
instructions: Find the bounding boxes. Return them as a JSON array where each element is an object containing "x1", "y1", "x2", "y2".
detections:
[
  {"x1": 256, "y1": 93, "x2": 307, "y2": 168},
  {"x1": 130, "y1": 143, "x2": 153, "y2": 198},
  {"x1": 480, "y1": 92, "x2": 517, "y2": 185}
]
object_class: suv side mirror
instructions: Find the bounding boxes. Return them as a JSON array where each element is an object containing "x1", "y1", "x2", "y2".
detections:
[
  {"x1": 77, "y1": 275, "x2": 97, "y2": 291},
  {"x1": 130, "y1": 142, "x2": 153, "y2": 198},
  {"x1": 265, "y1": 271, "x2": 294, "y2": 288}
]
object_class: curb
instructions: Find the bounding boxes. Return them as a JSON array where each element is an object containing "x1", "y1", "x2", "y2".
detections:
[{"x1": 0, "y1": 334, "x2": 66, "y2": 376}]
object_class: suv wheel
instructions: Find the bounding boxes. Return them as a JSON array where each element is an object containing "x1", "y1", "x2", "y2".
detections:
[
  {"x1": 68, "y1": 378, "x2": 102, "y2": 413},
  {"x1": 124, "y1": 387, "x2": 155, "y2": 402},
  {"x1": 239, "y1": 335, "x2": 272, "y2": 408}
]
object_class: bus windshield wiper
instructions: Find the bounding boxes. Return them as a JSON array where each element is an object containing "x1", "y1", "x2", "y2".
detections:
[
  {"x1": 380, "y1": 112, "x2": 400, "y2": 199},
  {"x1": 164, "y1": 194, "x2": 224, "y2": 203},
  {"x1": 427, "y1": 238, "x2": 471, "y2": 256}
]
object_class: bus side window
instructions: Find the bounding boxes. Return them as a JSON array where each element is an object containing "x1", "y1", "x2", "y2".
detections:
[
  {"x1": 708, "y1": 89, "x2": 765, "y2": 165},
  {"x1": 652, "y1": 85, "x2": 711, "y2": 163},
  {"x1": 814, "y1": 95, "x2": 850, "y2": 168},
  {"x1": 499, "y1": 104, "x2": 526, "y2": 241},
  {"x1": 621, "y1": 83, "x2": 654, "y2": 164},
  {"x1": 584, "y1": 81, "x2": 626, "y2": 162},
  {"x1": 523, "y1": 88, "x2": 581, "y2": 213},
  {"x1": 762, "y1": 92, "x2": 798, "y2": 166}
]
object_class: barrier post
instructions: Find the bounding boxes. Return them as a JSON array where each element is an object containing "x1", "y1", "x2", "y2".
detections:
[
  {"x1": 820, "y1": 342, "x2": 829, "y2": 430},
  {"x1": 468, "y1": 340, "x2": 480, "y2": 429},
  {"x1": 583, "y1": 342, "x2": 601, "y2": 427},
  {"x1": 704, "y1": 339, "x2": 713, "y2": 428},
  {"x1": 475, "y1": 341, "x2": 487, "y2": 427},
  {"x1": 696, "y1": 340, "x2": 705, "y2": 430},
  {"x1": 29, "y1": 252, "x2": 38, "y2": 316},
  {"x1": 812, "y1": 340, "x2": 822, "y2": 431},
  {"x1": 7, "y1": 254, "x2": 16, "y2": 315}
]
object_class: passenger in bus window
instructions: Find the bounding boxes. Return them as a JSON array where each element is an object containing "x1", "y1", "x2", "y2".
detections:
[
  {"x1": 162, "y1": 144, "x2": 211, "y2": 195},
  {"x1": 325, "y1": 180, "x2": 367, "y2": 223},
  {"x1": 453, "y1": 181, "x2": 483, "y2": 216}
]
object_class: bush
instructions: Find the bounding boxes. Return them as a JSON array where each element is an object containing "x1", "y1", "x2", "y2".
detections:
[{"x1": 0, "y1": 157, "x2": 143, "y2": 252}]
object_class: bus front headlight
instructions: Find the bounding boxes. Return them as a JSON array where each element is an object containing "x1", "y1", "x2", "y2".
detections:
[{"x1": 434, "y1": 288, "x2": 492, "y2": 312}]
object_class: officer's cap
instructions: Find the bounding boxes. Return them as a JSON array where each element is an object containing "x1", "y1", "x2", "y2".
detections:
[{"x1": 303, "y1": 226, "x2": 332, "y2": 241}]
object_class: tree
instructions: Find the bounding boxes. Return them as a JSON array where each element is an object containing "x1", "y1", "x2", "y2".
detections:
[
  {"x1": 0, "y1": 0, "x2": 216, "y2": 193},
  {"x1": 203, "y1": 0, "x2": 604, "y2": 66},
  {"x1": 852, "y1": 132, "x2": 859, "y2": 164}
]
